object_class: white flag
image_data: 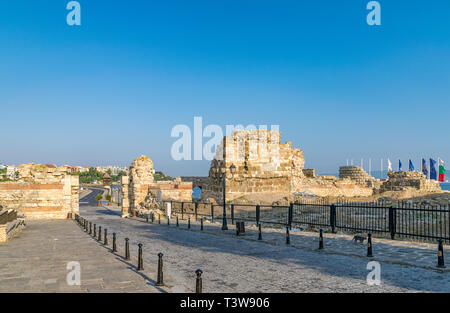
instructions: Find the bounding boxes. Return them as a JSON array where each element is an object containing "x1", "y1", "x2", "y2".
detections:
[{"x1": 387, "y1": 158, "x2": 392, "y2": 172}]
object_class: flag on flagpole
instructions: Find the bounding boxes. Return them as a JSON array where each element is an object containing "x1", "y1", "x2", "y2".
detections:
[
  {"x1": 398, "y1": 159, "x2": 402, "y2": 171},
  {"x1": 438, "y1": 158, "x2": 446, "y2": 182},
  {"x1": 430, "y1": 158, "x2": 437, "y2": 180},
  {"x1": 388, "y1": 158, "x2": 392, "y2": 172},
  {"x1": 422, "y1": 158, "x2": 428, "y2": 178},
  {"x1": 409, "y1": 159, "x2": 414, "y2": 171}
]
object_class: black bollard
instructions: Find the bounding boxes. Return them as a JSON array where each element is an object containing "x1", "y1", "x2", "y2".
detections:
[
  {"x1": 286, "y1": 227, "x2": 290, "y2": 245},
  {"x1": 89, "y1": 222, "x2": 92, "y2": 235},
  {"x1": 168, "y1": 216, "x2": 170, "y2": 226},
  {"x1": 112, "y1": 233, "x2": 117, "y2": 252},
  {"x1": 156, "y1": 253, "x2": 164, "y2": 286},
  {"x1": 125, "y1": 238, "x2": 130, "y2": 260},
  {"x1": 319, "y1": 229, "x2": 324, "y2": 250},
  {"x1": 158, "y1": 214, "x2": 161, "y2": 224},
  {"x1": 104, "y1": 228, "x2": 108, "y2": 245},
  {"x1": 98, "y1": 226, "x2": 102, "y2": 241},
  {"x1": 137, "y1": 243, "x2": 144, "y2": 271},
  {"x1": 151, "y1": 213, "x2": 154, "y2": 223},
  {"x1": 176, "y1": 215, "x2": 179, "y2": 227},
  {"x1": 188, "y1": 217, "x2": 191, "y2": 229},
  {"x1": 146, "y1": 215, "x2": 149, "y2": 223},
  {"x1": 93, "y1": 224, "x2": 96, "y2": 237},
  {"x1": 367, "y1": 233, "x2": 373, "y2": 257},
  {"x1": 258, "y1": 223, "x2": 262, "y2": 240},
  {"x1": 438, "y1": 238, "x2": 446, "y2": 268},
  {"x1": 195, "y1": 269, "x2": 203, "y2": 293},
  {"x1": 201, "y1": 218, "x2": 204, "y2": 231}
]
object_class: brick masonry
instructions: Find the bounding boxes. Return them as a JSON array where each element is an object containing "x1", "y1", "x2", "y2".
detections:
[{"x1": 0, "y1": 164, "x2": 79, "y2": 219}]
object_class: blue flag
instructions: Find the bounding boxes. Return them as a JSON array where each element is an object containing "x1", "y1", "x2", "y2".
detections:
[
  {"x1": 409, "y1": 159, "x2": 414, "y2": 171},
  {"x1": 430, "y1": 158, "x2": 437, "y2": 180},
  {"x1": 422, "y1": 158, "x2": 428, "y2": 177},
  {"x1": 398, "y1": 159, "x2": 402, "y2": 171}
]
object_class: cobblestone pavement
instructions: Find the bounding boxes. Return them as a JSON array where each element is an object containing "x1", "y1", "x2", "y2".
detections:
[
  {"x1": 159, "y1": 213, "x2": 450, "y2": 272},
  {"x1": 0, "y1": 219, "x2": 172, "y2": 293},
  {"x1": 80, "y1": 205, "x2": 450, "y2": 292}
]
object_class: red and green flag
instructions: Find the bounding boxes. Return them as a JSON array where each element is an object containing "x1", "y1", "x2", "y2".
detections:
[{"x1": 438, "y1": 158, "x2": 446, "y2": 182}]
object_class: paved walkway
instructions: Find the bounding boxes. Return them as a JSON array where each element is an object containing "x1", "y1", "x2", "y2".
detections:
[
  {"x1": 152, "y1": 214, "x2": 450, "y2": 272},
  {"x1": 0, "y1": 219, "x2": 171, "y2": 293},
  {"x1": 80, "y1": 204, "x2": 450, "y2": 292}
]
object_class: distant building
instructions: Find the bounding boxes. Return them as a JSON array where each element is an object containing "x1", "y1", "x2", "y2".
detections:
[
  {"x1": 61, "y1": 165, "x2": 81, "y2": 173},
  {"x1": 79, "y1": 166, "x2": 91, "y2": 173},
  {"x1": 45, "y1": 164, "x2": 57, "y2": 168},
  {"x1": 6, "y1": 165, "x2": 17, "y2": 179},
  {"x1": 96, "y1": 166, "x2": 127, "y2": 175}
]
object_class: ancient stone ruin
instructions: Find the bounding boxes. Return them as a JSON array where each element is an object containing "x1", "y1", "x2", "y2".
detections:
[
  {"x1": 0, "y1": 163, "x2": 79, "y2": 219},
  {"x1": 200, "y1": 129, "x2": 375, "y2": 201},
  {"x1": 121, "y1": 156, "x2": 193, "y2": 217},
  {"x1": 380, "y1": 171, "x2": 442, "y2": 194}
]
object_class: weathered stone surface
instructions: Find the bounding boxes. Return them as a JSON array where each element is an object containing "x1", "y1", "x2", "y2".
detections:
[
  {"x1": 205, "y1": 130, "x2": 375, "y2": 201},
  {"x1": 380, "y1": 171, "x2": 442, "y2": 194},
  {"x1": 121, "y1": 156, "x2": 193, "y2": 216},
  {"x1": 0, "y1": 164, "x2": 79, "y2": 219}
]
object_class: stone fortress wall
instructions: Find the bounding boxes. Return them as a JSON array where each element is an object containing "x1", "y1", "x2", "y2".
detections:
[
  {"x1": 121, "y1": 156, "x2": 192, "y2": 217},
  {"x1": 205, "y1": 129, "x2": 375, "y2": 201},
  {"x1": 380, "y1": 171, "x2": 441, "y2": 193},
  {"x1": 0, "y1": 164, "x2": 79, "y2": 219},
  {"x1": 122, "y1": 130, "x2": 443, "y2": 212}
]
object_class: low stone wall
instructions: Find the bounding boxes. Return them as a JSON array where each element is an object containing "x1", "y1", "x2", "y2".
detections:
[
  {"x1": 0, "y1": 164, "x2": 79, "y2": 219},
  {"x1": 380, "y1": 171, "x2": 441, "y2": 193},
  {"x1": 0, "y1": 209, "x2": 25, "y2": 243},
  {"x1": 339, "y1": 166, "x2": 376, "y2": 186}
]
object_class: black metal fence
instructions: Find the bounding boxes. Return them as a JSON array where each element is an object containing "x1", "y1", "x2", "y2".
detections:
[{"x1": 165, "y1": 199, "x2": 450, "y2": 243}]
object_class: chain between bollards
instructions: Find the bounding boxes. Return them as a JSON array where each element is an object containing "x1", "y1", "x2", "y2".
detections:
[
  {"x1": 286, "y1": 227, "x2": 290, "y2": 245},
  {"x1": 319, "y1": 229, "x2": 324, "y2": 250},
  {"x1": 125, "y1": 238, "x2": 130, "y2": 260},
  {"x1": 195, "y1": 269, "x2": 203, "y2": 293},
  {"x1": 112, "y1": 233, "x2": 117, "y2": 252},
  {"x1": 258, "y1": 223, "x2": 262, "y2": 240},
  {"x1": 367, "y1": 233, "x2": 373, "y2": 257},
  {"x1": 156, "y1": 253, "x2": 164, "y2": 286},
  {"x1": 438, "y1": 238, "x2": 445, "y2": 268},
  {"x1": 137, "y1": 243, "x2": 144, "y2": 271}
]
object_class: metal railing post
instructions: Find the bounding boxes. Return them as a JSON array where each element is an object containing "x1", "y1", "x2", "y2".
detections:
[
  {"x1": 195, "y1": 202, "x2": 198, "y2": 221},
  {"x1": 231, "y1": 204, "x2": 235, "y2": 224},
  {"x1": 330, "y1": 204, "x2": 336, "y2": 233},
  {"x1": 256, "y1": 205, "x2": 260, "y2": 225}
]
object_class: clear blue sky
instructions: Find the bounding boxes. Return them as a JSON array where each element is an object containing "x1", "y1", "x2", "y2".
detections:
[{"x1": 1, "y1": 0, "x2": 449, "y2": 176}]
